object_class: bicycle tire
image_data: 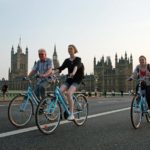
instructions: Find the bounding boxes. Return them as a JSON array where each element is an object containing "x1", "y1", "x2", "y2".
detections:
[
  {"x1": 8, "y1": 94, "x2": 33, "y2": 127},
  {"x1": 130, "y1": 96, "x2": 142, "y2": 129},
  {"x1": 144, "y1": 100, "x2": 150, "y2": 123},
  {"x1": 35, "y1": 96, "x2": 61, "y2": 135},
  {"x1": 73, "y1": 94, "x2": 88, "y2": 126},
  {"x1": 145, "y1": 113, "x2": 150, "y2": 123}
]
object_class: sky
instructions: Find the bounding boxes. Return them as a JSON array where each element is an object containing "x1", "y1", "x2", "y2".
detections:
[{"x1": 1, "y1": 0, "x2": 150, "y2": 79}]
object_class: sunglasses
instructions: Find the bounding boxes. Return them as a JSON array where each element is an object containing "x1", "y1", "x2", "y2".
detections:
[{"x1": 39, "y1": 53, "x2": 45, "y2": 56}]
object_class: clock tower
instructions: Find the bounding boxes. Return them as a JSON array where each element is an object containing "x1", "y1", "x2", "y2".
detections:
[{"x1": 53, "y1": 45, "x2": 59, "y2": 68}]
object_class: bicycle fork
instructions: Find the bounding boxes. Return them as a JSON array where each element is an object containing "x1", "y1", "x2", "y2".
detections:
[{"x1": 20, "y1": 95, "x2": 29, "y2": 112}]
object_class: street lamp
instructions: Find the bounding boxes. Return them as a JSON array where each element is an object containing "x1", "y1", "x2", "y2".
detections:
[
  {"x1": 90, "y1": 75, "x2": 92, "y2": 92},
  {"x1": 94, "y1": 75, "x2": 98, "y2": 91},
  {"x1": 94, "y1": 75, "x2": 98, "y2": 97}
]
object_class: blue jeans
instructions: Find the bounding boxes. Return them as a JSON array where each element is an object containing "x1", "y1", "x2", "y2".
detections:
[{"x1": 34, "y1": 79, "x2": 49, "y2": 100}]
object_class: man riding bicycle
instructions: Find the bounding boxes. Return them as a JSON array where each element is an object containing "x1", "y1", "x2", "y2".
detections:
[{"x1": 28, "y1": 49, "x2": 53, "y2": 100}]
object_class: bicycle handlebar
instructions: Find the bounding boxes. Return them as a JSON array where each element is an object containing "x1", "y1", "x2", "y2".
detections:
[
  {"x1": 23, "y1": 77, "x2": 31, "y2": 81},
  {"x1": 128, "y1": 76, "x2": 150, "y2": 82}
]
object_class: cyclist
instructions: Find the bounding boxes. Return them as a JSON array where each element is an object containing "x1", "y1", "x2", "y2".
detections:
[
  {"x1": 28, "y1": 48, "x2": 53, "y2": 100},
  {"x1": 1, "y1": 83, "x2": 8, "y2": 100},
  {"x1": 128, "y1": 55, "x2": 150, "y2": 109},
  {"x1": 55, "y1": 44, "x2": 84, "y2": 120}
]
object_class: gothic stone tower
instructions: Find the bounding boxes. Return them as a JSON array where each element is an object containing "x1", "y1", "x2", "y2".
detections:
[
  {"x1": 53, "y1": 45, "x2": 60, "y2": 69},
  {"x1": 9, "y1": 43, "x2": 28, "y2": 80},
  {"x1": 115, "y1": 52, "x2": 133, "y2": 92},
  {"x1": 94, "y1": 56, "x2": 114, "y2": 92},
  {"x1": 94, "y1": 52, "x2": 133, "y2": 92}
]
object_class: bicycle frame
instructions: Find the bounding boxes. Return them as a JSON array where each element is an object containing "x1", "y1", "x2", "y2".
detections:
[
  {"x1": 130, "y1": 77, "x2": 150, "y2": 129},
  {"x1": 47, "y1": 85, "x2": 78, "y2": 116},
  {"x1": 20, "y1": 79, "x2": 40, "y2": 111},
  {"x1": 136, "y1": 80, "x2": 148, "y2": 112},
  {"x1": 35, "y1": 75, "x2": 88, "y2": 134}
]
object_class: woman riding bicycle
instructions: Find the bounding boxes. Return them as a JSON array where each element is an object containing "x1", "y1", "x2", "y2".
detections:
[
  {"x1": 128, "y1": 55, "x2": 150, "y2": 109},
  {"x1": 55, "y1": 44, "x2": 84, "y2": 120}
]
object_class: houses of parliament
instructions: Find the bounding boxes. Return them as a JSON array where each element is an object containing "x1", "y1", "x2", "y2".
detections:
[{"x1": 0, "y1": 41, "x2": 134, "y2": 93}]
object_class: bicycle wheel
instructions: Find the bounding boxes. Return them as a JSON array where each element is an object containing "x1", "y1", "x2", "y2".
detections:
[
  {"x1": 73, "y1": 94, "x2": 88, "y2": 126},
  {"x1": 36, "y1": 96, "x2": 61, "y2": 135},
  {"x1": 145, "y1": 112, "x2": 150, "y2": 123},
  {"x1": 130, "y1": 96, "x2": 142, "y2": 129},
  {"x1": 8, "y1": 94, "x2": 33, "y2": 127}
]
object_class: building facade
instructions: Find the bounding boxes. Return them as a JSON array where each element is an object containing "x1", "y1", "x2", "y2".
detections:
[
  {"x1": 94, "y1": 52, "x2": 134, "y2": 93},
  {"x1": 53, "y1": 45, "x2": 60, "y2": 69},
  {"x1": 0, "y1": 42, "x2": 135, "y2": 94},
  {"x1": 9, "y1": 45, "x2": 28, "y2": 81},
  {"x1": 4, "y1": 42, "x2": 60, "y2": 90}
]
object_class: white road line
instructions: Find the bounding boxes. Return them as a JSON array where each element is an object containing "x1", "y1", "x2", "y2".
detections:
[
  {"x1": 0, "y1": 107, "x2": 130, "y2": 138},
  {"x1": 0, "y1": 104, "x2": 8, "y2": 107},
  {"x1": 88, "y1": 107, "x2": 130, "y2": 119}
]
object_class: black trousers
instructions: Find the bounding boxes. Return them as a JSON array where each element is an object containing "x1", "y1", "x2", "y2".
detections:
[
  {"x1": 136, "y1": 84, "x2": 150, "y2": 109},
  {"x1": 146, "y1": 85, "x2": 150, "y2": 109}
]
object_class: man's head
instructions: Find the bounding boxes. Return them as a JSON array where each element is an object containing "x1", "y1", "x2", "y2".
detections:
[{"x1": 38, "y1": 49, "x2": 47, "y2": 61}]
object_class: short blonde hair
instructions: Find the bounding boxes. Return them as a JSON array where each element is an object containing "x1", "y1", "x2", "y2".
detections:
[
  {"x1": 68, "y1": 44, "x2": 78, "y2": 53},
  {"x1": 38, "y1": 48, "x2": 46, "y2": 54}
]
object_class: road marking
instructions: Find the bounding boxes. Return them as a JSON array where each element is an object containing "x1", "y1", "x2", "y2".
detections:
[
  {"x1": 0, "y1": 105, "x2": 5, "y2": 107},
  {"x1": 88, "y1": 107, "x2": 130, "y2": 119},
  {"x1": 0, "y1": 104, "x2": 8, "y2": 107},
  {"x1": 0, "y1": 107, "x2": 130, "y2": 138}
]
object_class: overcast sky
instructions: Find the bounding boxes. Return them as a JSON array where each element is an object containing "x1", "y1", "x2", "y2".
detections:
[{"x1": 1, "y1": 0, "x2": 150, "y2": 79}]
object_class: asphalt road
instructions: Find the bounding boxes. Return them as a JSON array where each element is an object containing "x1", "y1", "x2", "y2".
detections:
[{"x1": 0, "y1": 96, "x2": 150, "y2": 150}]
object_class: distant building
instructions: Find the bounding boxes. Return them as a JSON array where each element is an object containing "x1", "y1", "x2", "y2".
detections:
[
  {"x1": 93, "y1": 52, "x2": 134, "y2": 92},
  {"x1": 6, "y1": 41, "x2": 60, "y2": 90},
  {"x1": 0, "y1": 42, "x2": 135, "y2": 94},
  {"x1": 53, "y1": 45, "x2": 60, "y2": 69},
  {"x1": 9, "y1": 44, "x2": 28, "y2": 80}
]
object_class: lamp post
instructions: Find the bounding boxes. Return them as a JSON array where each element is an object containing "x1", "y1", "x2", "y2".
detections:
[
  {"x1": 90, "y1": 74, "x2": 92, "y2": 92},
  {"x1": 94, "y1": 75, "x2": 98, "y2": 91},
  {"x1": 94, "y1": 75, "x2": 98, "y2": 97},
  {"x1": 103, "y1": 66, "x2": 105, "y2": 92}
]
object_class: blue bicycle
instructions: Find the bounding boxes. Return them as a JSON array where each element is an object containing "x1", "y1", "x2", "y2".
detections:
[
  {"x1": 130, "y1": 78, "x2": 150, "y2": 129},
  {"x1": 8, "y1": 77, "x2": 40, "y2": 127},
  {"x1": 35, "y1": 76, "x2": 88, "y2": 134}
]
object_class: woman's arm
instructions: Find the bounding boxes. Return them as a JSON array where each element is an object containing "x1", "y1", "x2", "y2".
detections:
[
  {"x1": 70, "y1": 66, "x2": 78, "y2": 77},
  {"x1": 57, "y1": 59, "x2": 67, "y2": 73},
  {"x1": 130, "y1": 65, "x2": 139, "y2": 79}
]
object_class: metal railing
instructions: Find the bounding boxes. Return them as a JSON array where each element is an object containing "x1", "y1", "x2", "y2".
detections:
[{"x1": 0, "y1": 90, "x2": 131, "y2": 101}]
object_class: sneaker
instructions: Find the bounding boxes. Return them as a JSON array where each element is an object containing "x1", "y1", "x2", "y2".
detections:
[{"x1": 67, "y1": 114, "x2": 75, "y2": 121}]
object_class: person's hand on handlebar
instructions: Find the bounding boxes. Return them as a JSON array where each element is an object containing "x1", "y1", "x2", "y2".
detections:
[
  {"x1": 52, "y1": 69, "x2": 59, "y2": 75},
  {"x1": 127, "y1": 77, "x2": 133, "y2": 81},
  {"x1": 38, "y1": 74, "x2": 46, "y2": 78}
]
